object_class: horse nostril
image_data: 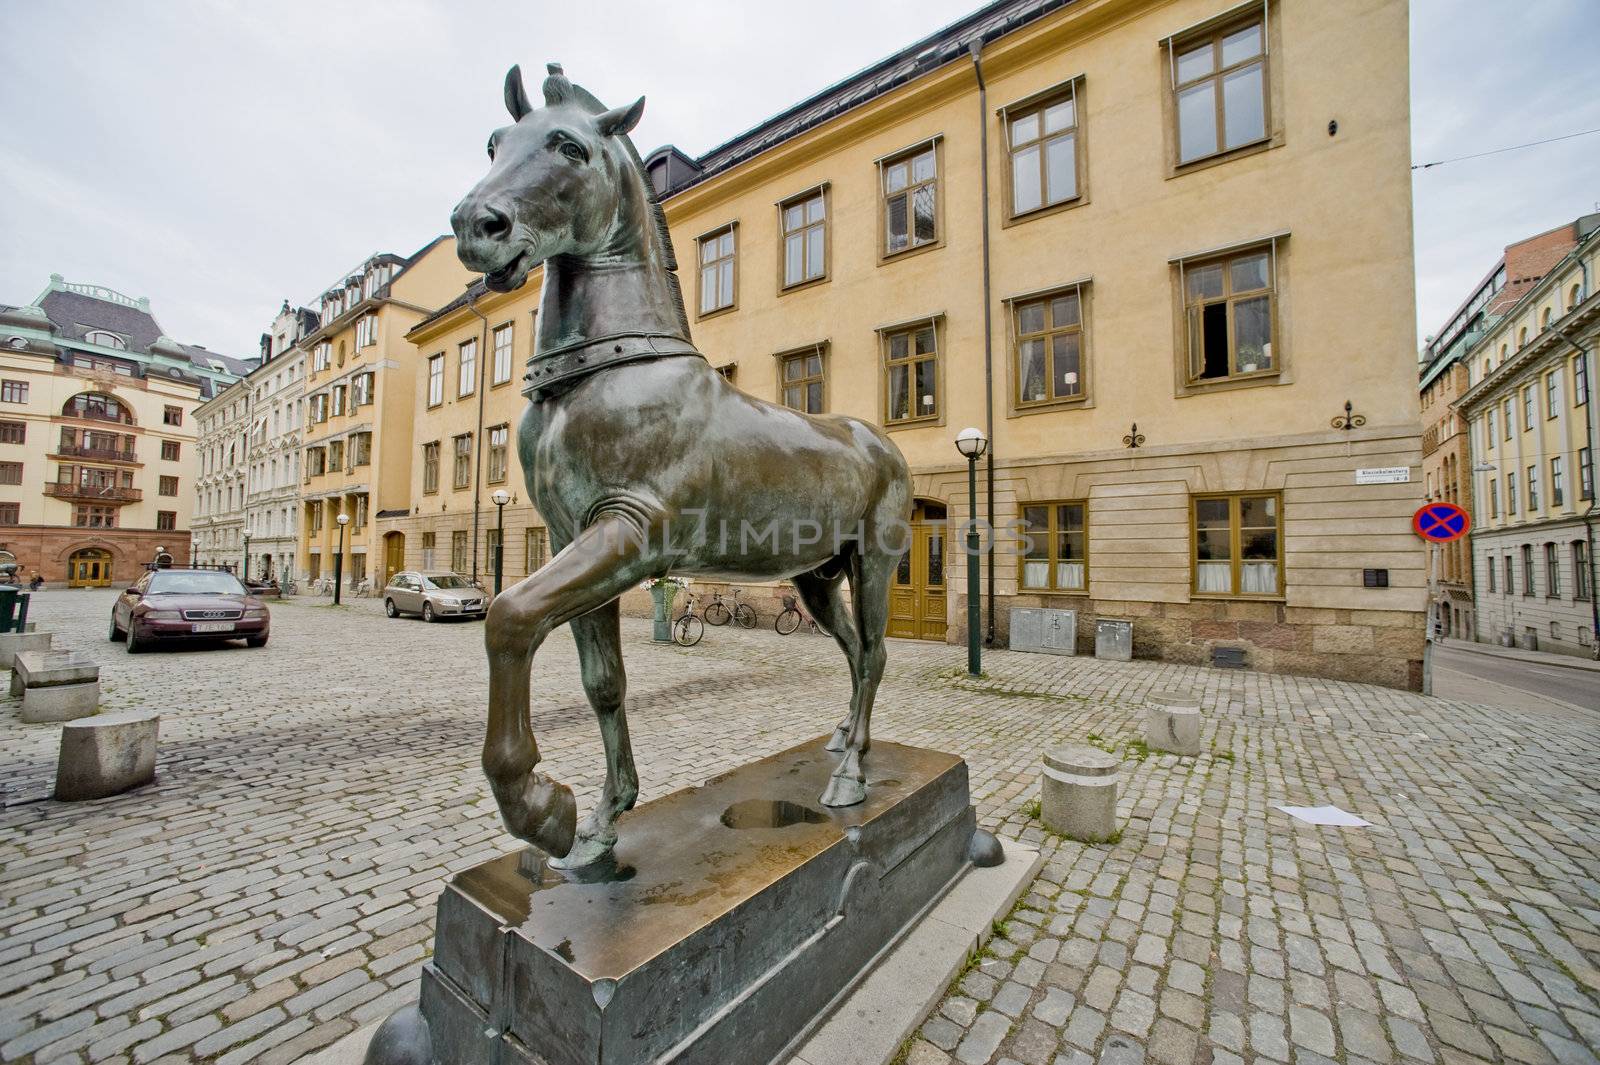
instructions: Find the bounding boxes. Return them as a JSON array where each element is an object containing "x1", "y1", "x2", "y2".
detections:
[{"x1": 479, "y1": 205, "x2": 512, "y2": 242}]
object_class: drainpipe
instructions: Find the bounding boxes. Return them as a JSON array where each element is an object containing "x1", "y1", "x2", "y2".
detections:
[
  {"x1": 970, "y1": 37, "x2": 997, "y2": 648},
  {"x1": 466, "y1": 290, "x2": 490, "y2": 584}
]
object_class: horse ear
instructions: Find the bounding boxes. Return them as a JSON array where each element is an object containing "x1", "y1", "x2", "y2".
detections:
[
  {"x1": 504, "y1": 65, "x2": 532, "y2": 121},
  {"x1": 596, "y1": 96, "x2": 645, "y2": 137}
]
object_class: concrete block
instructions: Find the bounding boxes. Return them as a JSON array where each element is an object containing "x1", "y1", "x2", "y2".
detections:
[
  {"x1": 22, "y1": 680, "x2": 101, "y2": 724},
  {"x1": 1041, "y1": 744, "x2": 1120, "y2": 842},
  {"x1": 1095, "y1": 619, "x2": 1133, "y2": 661},
  {"x1": 1145, "y1": 692, "x2": 1202, "y2": 756},
  {"x1": 0, "y1": 630, "x2": 53, "y2": 670},
  {"x1": 1009, "y1": 607, "x2": 1076, "y2": 655},
  {"x1": 14, "y1": 649, "x2": 98, "y2": 688},
  {"x1": 54, "y1": 711, "x2": 159, "y2": 801}
]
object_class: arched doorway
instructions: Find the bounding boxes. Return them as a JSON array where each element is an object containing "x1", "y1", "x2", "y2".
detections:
[
  {"x1": 68, "y1": 548, "x2": 113, "y2": 588},
  {"x1": 383, "y1": 532, "x2": 406, "y2": 585},
  {"x1": 887, "y1": 500, "x2": 948, "y2": 641}
]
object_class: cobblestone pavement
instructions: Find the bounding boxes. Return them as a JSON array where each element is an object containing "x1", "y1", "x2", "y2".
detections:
[{"x1": 2, "y1": 590, "x2": 1598, "y2": 1065}]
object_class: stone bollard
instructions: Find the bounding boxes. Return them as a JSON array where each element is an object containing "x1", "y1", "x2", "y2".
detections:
[
  {"x1": 15, "y1": 650, "x2": 100, "y2": 723},
  {"x1": 1145, "y1": 691, "x2": 1202, "y2": 756},
  {"x1": 0, "y1": 629, "x2": 53, "y2": 670},
  {"x1": 55, "y1": 712, "x2": 160, "y2": 801},
  {"x1": 1040, "y1": 744, "x2": 1120, "y2": 842}
]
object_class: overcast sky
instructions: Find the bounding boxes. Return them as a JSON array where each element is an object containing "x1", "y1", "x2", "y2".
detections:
[{"x1": 1, "y1": 0, "x2": 1596, "y2": 360}]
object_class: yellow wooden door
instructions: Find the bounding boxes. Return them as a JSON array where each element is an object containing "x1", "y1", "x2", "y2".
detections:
[{"x1": 886, "y1": 505, "x2": 949, "y2": 641}]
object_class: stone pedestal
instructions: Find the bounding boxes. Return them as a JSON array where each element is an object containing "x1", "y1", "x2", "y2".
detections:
[
  {"x1": 0, "y1": 630, "x2": 52, "y2": 670},
  {"x1": 367, "y1": 737, "x2": 1000, "y2": 1065},
  {"x1": 1145, "y1": 692, "x2": 1202, "y2": 756},
  {"x1": 1040, "y1": 744, "x2": 1120, "y2": 842},
  {"x1": 15, "y1": 650, "x2": 100, "y2": 723},
  {"x1": 55, "y1": 712, "x2": 159, "y2": 800},
  {"x1": 1094, "y1": 619, "x2": 1133, "y2": 661}
]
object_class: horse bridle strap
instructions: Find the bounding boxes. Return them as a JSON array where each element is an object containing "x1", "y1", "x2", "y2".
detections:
[{"x1": 522, "y1": 331, "x2": 704, "y2": 394}]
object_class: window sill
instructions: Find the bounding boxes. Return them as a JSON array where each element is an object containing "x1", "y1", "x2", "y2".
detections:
[
  {"x1": 877, "y1": 240, "x2": 944, "y2": 268},
  {"x1": 1010, "y1": 395, "x2": 1092, "y2": 418},
  {"x1": 1170, "y1": 136, "x2": 1275, "y2": 178},
  {"x1": 778, "y1": 276, "x2": 829, "y2": 298},
  {"x1": 697, "y1": 304, "x2": 738, "y2": 321},
  {"x1": 1002, "y1": 195, "x2": 1087, "y2": 230},
  {"x1": 1176, "y1": 370, "x2": 1283, "y2": 399},
  {"x1": 885, "y1": 415, "x2": 943, "y2": 432},
  {"x1": 1190, "y1": 592, "x2": 1286, "y2": 602}
]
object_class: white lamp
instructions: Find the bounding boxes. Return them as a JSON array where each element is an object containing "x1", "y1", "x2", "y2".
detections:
[{"x1": 954, "y1": 426, "x2": 988, "y2": 459}]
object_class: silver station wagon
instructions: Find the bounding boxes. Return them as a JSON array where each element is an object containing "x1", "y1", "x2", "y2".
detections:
[{"x1": 382, "y1": 571, "x2": 488, "y2": 622}]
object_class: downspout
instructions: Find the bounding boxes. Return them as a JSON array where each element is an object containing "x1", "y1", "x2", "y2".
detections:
[
  {"x1": 466, "y1": 290, "x2": 490, "y2": 585},
  {"x1": 970, "y1": 37, "x2": 997, "y2": 648}
]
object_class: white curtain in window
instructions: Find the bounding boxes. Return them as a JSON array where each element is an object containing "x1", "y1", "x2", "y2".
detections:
[
  {"x1": 1057, "y1": 562, "x2": 1085, "y2": 590},
  {"x1": 1196, "y1": 561, "x2": 1230, "y2": 593},
  {"x1": 1023, "y1": 561, "x2": 1050, "y2": 588},
  {"x1": 1240, "y1": 562, "x2": 1277, "y2": 594}
]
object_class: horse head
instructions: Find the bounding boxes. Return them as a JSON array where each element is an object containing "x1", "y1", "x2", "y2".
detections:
[{"x1": 452, "y1": 64, "x2": 646, "y2": 293}]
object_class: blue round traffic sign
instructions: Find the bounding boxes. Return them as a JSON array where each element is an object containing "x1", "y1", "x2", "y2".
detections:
[{"x1": 1412, "y1": 502, "x2": 1469, "y2": 543}]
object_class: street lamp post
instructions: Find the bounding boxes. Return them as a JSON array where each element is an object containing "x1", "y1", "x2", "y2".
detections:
[
  {"x1": 491, "y1": 489, "x2": 510, "y2": 596},
  {"x1": 242, "y1": 529, "x2": 252, "y2": 584},
  {"x1": 955, "y1": 427, "x2": 988, "y2": 677},
  {"x1": 334, "y1": 512, "x2": 349, "y2": 605}
]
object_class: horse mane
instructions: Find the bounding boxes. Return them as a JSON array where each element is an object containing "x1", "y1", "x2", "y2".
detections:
[{"x1": 545, "y1": 65, "x2": 691, "y2": 340}]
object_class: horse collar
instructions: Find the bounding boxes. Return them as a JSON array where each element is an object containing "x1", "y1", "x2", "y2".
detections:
[{"x1": 522, "y1": 331, "x2": 704, "y2": 396}]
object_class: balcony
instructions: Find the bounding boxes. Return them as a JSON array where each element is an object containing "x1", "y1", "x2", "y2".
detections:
[
  {"x1": 54, "y1": 443, "x2": 138, "y2": 463},
  {"x1": 44, "y1": 483, "x2": 142, "y2": 503}
]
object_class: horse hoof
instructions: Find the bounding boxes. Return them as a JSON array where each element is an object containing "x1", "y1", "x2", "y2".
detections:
[
  {"x1": 525, "y1": 777, "x2": 578, "y2": 858},
  {"x1": 548, "y1": 833, "x2": 617, "y2": 873},
  {"x1": 820, "y1": 775, "x2": 867, "y2": 808},
  {"x1": 825, "y1": 727, "x2": 848, "y2": 753}
]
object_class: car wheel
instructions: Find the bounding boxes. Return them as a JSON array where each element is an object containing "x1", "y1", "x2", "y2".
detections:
[
  {"x1": 246, "y1": 635, "x2": 268, "y2": 648},
  {"x1": 126, "y1": 625, "x2": 146, "y2": 654},
  {"x1": 108, "y1": 616, "x2": 124, "y2": 642},
  {"x1": 385, "y1": 598, "x2": 398, "y2": 618},
  {"x1": 422, "y1": 602, "x2": 435, "y2": 623}
]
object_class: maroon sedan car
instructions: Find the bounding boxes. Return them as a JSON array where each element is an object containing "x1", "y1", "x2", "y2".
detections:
[{"x1": 109, "y1": 568, "x2": 270, "y2": 653}]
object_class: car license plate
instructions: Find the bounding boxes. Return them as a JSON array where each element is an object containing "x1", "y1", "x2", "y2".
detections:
[{"x1": 192, "y1": 621, "x2": 235, "y2": 633}]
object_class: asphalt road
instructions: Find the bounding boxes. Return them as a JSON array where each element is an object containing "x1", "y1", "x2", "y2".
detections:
[{"x1": 1432, "y1": 642, "x2": 1600, "y2": 714}]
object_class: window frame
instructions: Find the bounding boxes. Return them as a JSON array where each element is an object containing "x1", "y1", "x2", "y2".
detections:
[
  {"x1": 0, "y1": 461, "x2": 22, "y2": 486},
  {"x1": 696, "y1": 222, "x2": 739, "y2": 318},
  {"x1": 525, "y1": 527, "x2": 548, "y2": 574},
  {"x1": 1527, "y1": 464, "x2": 1539, "y2": 511},
  {"x1": 0, "y1": 380, "x2": 26, "y2": 404},
  {"x1": 775, "y1": 343, "x2": 828, "y2": 415},
  {"x1": 1000, "y1": 77, "x2": 1087, "y2": 224},
  {"x1": 1581, "y1": 446, "x2": 1594, "y2": 501},
  {"x1": 1521, "y1": 543, "x2": 1535, "y2": 597},
  {"x1": 1551, "y1": 456, "x2": 1565, "y2": 508},
  {"x1": 422, "y1": 441, "x2": 440, "y2": 495},
  {"x1": 158, "y1": 475, "x2": 178, "y2": 497},
  {"x1": 1007, "y1": 281, "x2": 1091, "y2": 414},
  {"x1": 163, "y1": 405, "x2": 182, "y2": 426},
  {"x1": 491, "y1": 323, "x2": 515, "y2": 387},
  {"x1": 1017, "y1": 500, "x2": 1090, "y2": 593},
  {"x1": 1575, "y1": 541, "x2": 1592, "y2": 601},
  {"x1": 487, "y1": 424, "x2": 509, "y2": 483},
  {"x1": 0, "y1": 420, "x2": 23, "y2": 444},
  {"x1": 1189, "y1": 491, "x2": 1284, "y2": 599},
  {"x1": 879, "y1": 317, "x2": 944, "y2": 429},
  {"x1": 777, "y1": 185, "x2": 830, "y2": 293},
  {"x1": 1164, "y1": 8, "x2": 1273, "y2": 172},
  {"x1": 458, "y1": 338, "x2": 477, "y2": 398},
  {"x1": 877, "y1": 138, "x2": 944, "y2": 263},
  {"x1": 427, "y1": 353, "x2": 445, "y2": 407},
  {"x1": 1544, "y1": 542, "x2": 1561, "y2": 598},
  {"x1": 160, "y1": 439, "x2": 180, "y2": 461},
  {"x1": 452, "y1": 433, "x2": 473, "y2": 490},
  {"x1": 1173, "y1": 238, "x2": 1283, "y2": 392},
  {"x1": 1545, "y1": 372, "x2": 1560, "y2": 419}
]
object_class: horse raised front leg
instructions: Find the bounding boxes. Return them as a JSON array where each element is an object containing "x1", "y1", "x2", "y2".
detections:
[
  {"x1": 483, "y1": 516, "x2": 655, "y2": 858},
  {"x1": 548, "y1": 600, "x2": 638, "y2": 871}
]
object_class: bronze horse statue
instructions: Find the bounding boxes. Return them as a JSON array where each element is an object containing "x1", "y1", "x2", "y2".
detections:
[{"x1": 450, "y1": 64, "x2": 913, "y2": 870}]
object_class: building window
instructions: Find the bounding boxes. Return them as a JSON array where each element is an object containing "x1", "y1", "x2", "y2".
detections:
[
  {"x1": 1488, "y1": 478, "x2": 1499, "y2": 519},
  {"x1": 1485, "y1": 556, "x2": 1496, "y2": 593},
  {"x1": 451, "y1": 530, "x2": 469, "y2": 574},
  {"x1": 1545, "y1": 543, "x2": 1561, "y2": 597},
  {"x1": 1504, "y1": 555, "x2": 1515, "y2": 595},
  {"x1": 306, "y1": 447, "x2": 326, "y2": 478},
  {"x1": 1521, "y1": 544, "x2": 1534, "y2": 597},
  {"x1": 1522, "y1": 387, "x2": 1534, "y2": 431},
  {"x1": 356, "y1": 314, "x2": 377, "y2": 348},
  {"x1": 1193, "y1": 492, "x2": 1281, "y2": 597},
  {"x1": 1019, "y1": 502, "x2": 1087, "y2": 592},
  {"x1": 1546, "y1": 372, "x2": 1560, "y2": 418},
  {"x1": 1013, "y1": 287, "x2": 1085, "y2": 407},
  {"x1": 1581, "y1": 447, "x2": 1594, "y2": 500},
  {"x1": 158, "y1": 475, "x2": 178, "y2": 496},
  {"x1": 526, "y1": 527, "x2": 547, "y2": 573},
  {"x1": 881, "y1": 142, "x2": 939, "y2": 256},
  {"x1": 156, "y1": 510, "x2": 176, "y2": 531},
  {"x1": 353, "y1": 372, "x2": 374, "y2": 407},
  {"x1": 487, "y1": 425, "x2": 508, "y2": 482},
  {"x1": 428, "y1": 354, "x2": 444, "y2": 406},
  {"x1": 1527, "y1": 465, "x2": 1539, "y2": 511},
  {"x1": 452, "y1": 433, "x2": 472, "y2": 489},
  {"x1": 1, "y1": 380, "x2": 29, "y2": 404},
  {"x1": 163, "y1": 406, "x2": 182, "y2": 426},
  {"x1": 458, "y1": 339, "x2": 477, "y2": 397},
  {"x1": 1502, "y1": 399, "x2": 1512, "y2": 440},
  {"x1": 0, "y1": 503, "x2": 17, "y2": 525},
  {"x1": 73, "y1": 505, "x2": 116, "y2": 528},
  {"x1": 698, "y1": 225, "x2": 737, "y2": 315},
  {"x1": 422, "y1": 442, "x2": 439, "y2": 494},
  {"x1": 492, "y1": 324, "x2": 514, "y2": 385},
  {"x1": 882, "y1": 321, "x2": 940, "y2": 425},
  {"x1": 355, "y1": 494, "x2": 369, "y2": 529},
  {"x1": 1551, "y1": 457, "x2": 1565, "y2": 508},
  {"x1": 161, "y1": 440, "x2": 180, "y2": 461},
  {"x1": 0, "y1": 462, "x2": 20, "y2": 485},
  {"x1": 1170, "y1": 18, "x2": 1267, "y2": 165},
  {"x1": 1507, "y1": 472, "x2": 1517, "y2": 515},
  {"x1": 1485, "y1": 410, "x2": 1495, "y2": 446},
  {"x1": 309, "y1": 504, "x2": 323, "y2": 533},
  {"x1": 84, "y1": 330, "x2": 127, "y2": 349},
  {"x1": 0, "y1": 421, "x2": 23, "y2": 444},
  {"x1": 421, "y1": 531, "x2": 436, "y2": 570},
  {"x1": 1183, "y1": 245, "x2": 1276, "y2": 383},
  {"x1": 331, "y1": 385, "x2": 345, "y2": 418},
  {"x1": 1575, "y1": 354, "x2": 1591, "y2": 407},
  {"x1": 328, "y1": 440, "x2": 344, "y2": 471},
  {"x1": 352, "y1": 432, "x2": 372, "y2": 467},
  {"x1": 1576, "y1": 541, "x2": 1592, "y2": 601},
  {"x1": 314, "y1": 343, "x2": 331, "y2": 372},
  {"x1": 780, "y1": 189, "x2": 827, "y2": 288},
  {"x1": 779, "y1": 347, "x2": 826, "y2": 414},
  {"x1": 1007, "y1": 84, "x2": 1080, "y2": 217}
]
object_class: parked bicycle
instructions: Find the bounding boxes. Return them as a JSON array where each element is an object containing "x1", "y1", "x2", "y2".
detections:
[
  {"x1": 673, "y1": 593, "x2": 705, "y2": 647},
  {"x1": 774, "y1": 593, "x2": 821, "y2": 636},
  {"x1": 353, "y1": 578, "x2": 373, "y2": 598},
  {"x1": 704, "y1": 588, "x2": 756, "y2": 629}
]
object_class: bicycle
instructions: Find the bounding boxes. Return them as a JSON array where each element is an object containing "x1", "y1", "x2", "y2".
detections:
[
  {"x1": 704, "y1": 588, "x2": 756, "y2": 629},
  {"x1": 673, "y1": 594, "x2": 705, "y2": 647},
  {"x1": 774, "y1": 593, "x2": 821, "y2": 636},
  {"x1": 353, "y1": 578, "x2": 373, "y2": 598}
]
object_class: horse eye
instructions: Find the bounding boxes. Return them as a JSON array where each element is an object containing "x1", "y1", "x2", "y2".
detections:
[
  {"x1": 560, "y1": 141, "x2": 585, "y2": 162},
  {"x1": 486, "y1": 139, "x2": 497, "y2": 160}
]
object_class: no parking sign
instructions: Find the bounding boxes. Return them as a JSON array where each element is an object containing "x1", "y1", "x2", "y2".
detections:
[{"x1": 1412, "y1": 502, "x2": 1470, "y2": 543}]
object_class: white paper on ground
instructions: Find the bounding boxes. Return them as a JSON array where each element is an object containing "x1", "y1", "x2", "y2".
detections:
[{"x1": 1276, "y1": 804, "x2": 1372, "y2": 827}]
